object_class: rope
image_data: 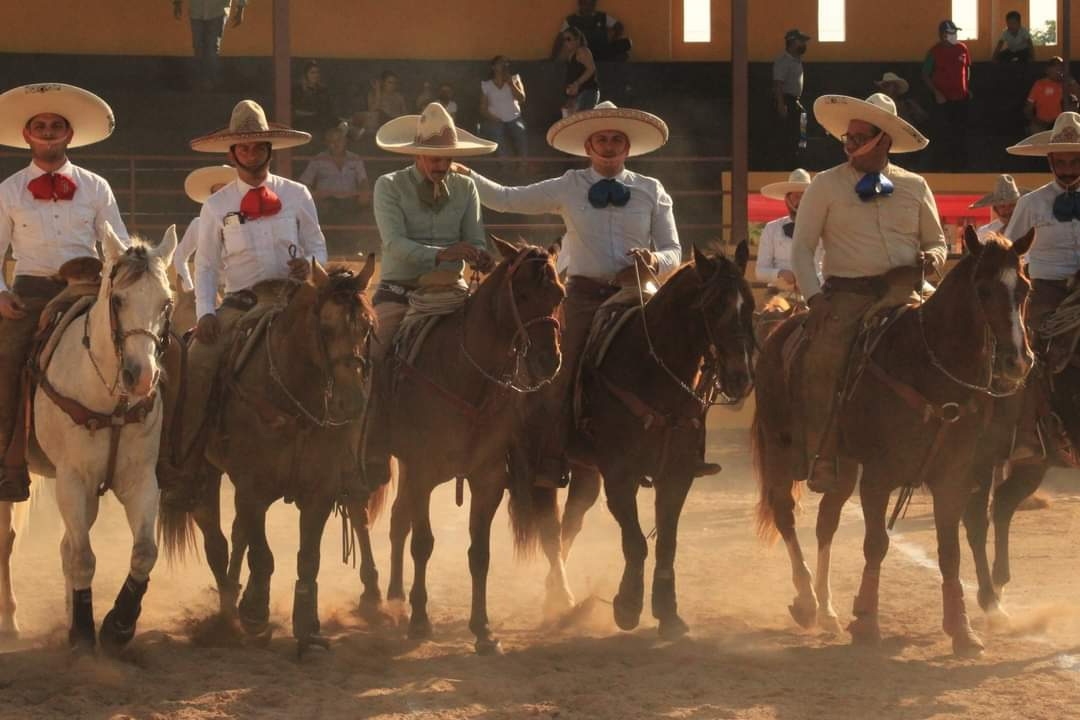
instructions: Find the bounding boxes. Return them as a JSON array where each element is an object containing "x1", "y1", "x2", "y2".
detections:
[
  {"x1": 1041, "y1": 286, "x2": 1080, "y2": 338},
  {"x1": 406, "y1": 284, "x2": 470, "y2": 317}
]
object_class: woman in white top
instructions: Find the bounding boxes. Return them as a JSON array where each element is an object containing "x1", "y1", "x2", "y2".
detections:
[{"x1": 480, "y1": 56, "x2": 527, "y2": 158}]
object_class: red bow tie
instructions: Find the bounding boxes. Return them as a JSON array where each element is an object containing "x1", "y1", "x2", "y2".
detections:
[
  {"x1": 240, "y1": 186, "x2": 282, "y2": 220},
  {"x1": 27, "y1": 172, "x2": 77, "y2": 201}
]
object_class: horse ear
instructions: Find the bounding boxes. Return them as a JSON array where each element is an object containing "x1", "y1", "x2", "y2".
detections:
[
  {"x1": 693, "y1": 245, "x2": 714, "y2": 278},
  {"x1": 963, "y1": 225, "x2": 982, "y2": 256},
  {"x1": 100, "y1": 221, "x2": 125, "y2": 264},
  {"x1": 734, "y1": 239, "x2": 750, "y2": 277},
  {"x1": 490, "y1": 234, "x2": 518, "y2": 261},
  {"x1": 356, "y1": 253, "x2": 376, "y2": 290},
  {"x1": 155, "y1": 224, "x2": 178, "y2": 266},
  {"x1": 1010, "y1": 226, "x2": 1035, "y2": 257},
  {"x1": 311, "y1": 257, "x2": 329, "y2": 288}
]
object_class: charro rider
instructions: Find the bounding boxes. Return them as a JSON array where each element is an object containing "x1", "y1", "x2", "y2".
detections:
[
  {"x1": 454, "y1": 100, "x2": 717, "y2": 486},
  {"x1": 361, "y1": 102, "x2": 497, "y2": 488},
  {"x1": 0, "y1": 83, "x2": 130, "y2": 502},
  {"x1": 972, "y1": 174, "x2": 1023, "y2": 242},
  {"x1": 757, "y1": 168, "x2": 822, "y2": 302},
  {"x1": 792, "y1": 92, "x2": 947, "y2": 493},
  {"x1": 1003, "y1": 111, "x2": 1080, "y2": 460},
  {"x1": 160, "y1": 100, "x2": 326, "y2": 488}
]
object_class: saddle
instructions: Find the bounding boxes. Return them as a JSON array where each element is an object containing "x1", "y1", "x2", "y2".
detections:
[{"x1": 393, "y1": 283, "x2": 469, "y2": 366}]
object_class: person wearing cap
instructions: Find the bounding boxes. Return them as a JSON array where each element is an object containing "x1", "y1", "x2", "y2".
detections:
[
  {"x1": 757, "y1": 168, "x2": 821, "y2": 296},
  {"x1": 161, "y1": 100, "x2": 326, "y2": 488},
  {"x1": 1025, "y1": 57, "x2": 1067, "y2": 134},
  {"x1": 0, "y1": 83, "x2": 129, "y2": 501},
  {"x1": 792, "y1": 93, "x2": 947, "y2": 493},
  {"x1": 971, "y1": 174, "x2": 1023, "y2": 242},
  {"x1": 922, "y1": 20, "x2": 972, "y2": 171},
  {"x1": 874, "y1": 72, "x2": 928, "y2": 132},
  {"x1": 173, "y1": 164, "x2": 237, "y2": 329},
  {"x1": 361, "y1": 102, "x2": 496, "y2": 488},
  {"x1": 773, "y1": 29, "x2": 811, "y2": 168}
]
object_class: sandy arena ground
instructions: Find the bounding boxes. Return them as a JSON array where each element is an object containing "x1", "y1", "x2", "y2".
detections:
[{"x1": 2, "y1": 423, "x2": 1080, "y2": 719}]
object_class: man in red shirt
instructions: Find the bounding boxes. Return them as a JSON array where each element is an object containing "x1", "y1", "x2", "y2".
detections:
[
  {"x1": 1025, "y1": 56, "x2": 1066, "y2": 133},
  {"x1": 922, "y1": 19, "x2": 971, "y2": 170}
]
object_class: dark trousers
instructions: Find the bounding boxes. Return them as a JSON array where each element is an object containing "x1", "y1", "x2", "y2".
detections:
[
  {"x1": 777, "y1": 94, "x2": 802, "y2": 169},
  {"x1": 934, "y1": 98, "x2": 969, "y2": 170},
  {"x1": 191, "y1": 15, "x2": 227, "y2": 88}
]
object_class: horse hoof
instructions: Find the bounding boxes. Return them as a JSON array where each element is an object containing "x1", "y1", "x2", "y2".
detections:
[
  {"x1": 847, "y1": 615, "x2": 882, "y2": 647},
  {"x1": 99, "y1": 610, "x2": 136, "y2": 653},
  {"x1": 986, "y1": 605, "x2": 1012, "y2": 632},
  {"x1": 816, "y1": 609, "x2": 843, "y2": 635},
  {"x1": 297, "y1": 634, "x2": 331, "y2": 659},
  {"x1": 788, "y1": 599, "x2": 818, "y2": 629},
  {"x1": 542, "y1": 589, "x2": 576, "y2": 621},
  {"x1": 952, "y1": 630, "x2": 985, "y2": 658},
  {"x1": 240, "y1": 613, "x2": 270, "y2": 638},
  {"x1": 407, "y1": 616, "x2": 433, "y2": 640},
  {"x1": 658, "y1": 615, "x2": 690, "y2": 641},
  {"x1": 613, "y1": 594, "x2": 642, "y2": 631},
  {"x1": 475, "y1": 637, "x2": 503, "y2": 656}
]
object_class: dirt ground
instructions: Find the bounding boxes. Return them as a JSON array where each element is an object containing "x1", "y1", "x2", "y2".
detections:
[{"x1": 2, "y1": 425, "x2": 1080, "y2": 720}]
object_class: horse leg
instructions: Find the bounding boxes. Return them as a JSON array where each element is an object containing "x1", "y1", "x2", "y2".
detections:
[
  {"x1": 991, "y1": 462, "x2": 1047, "y2": 598},
  {"x1": 387, "y1": 466, "x2": 412, "y2": 603},
  {"x1": 236, "y1": 494, "x2": 274, "y2": 637},
  {"x1": 604, "y1": 472, "x2": 646, "y2": 631},
  {"x1": 561, "y1": 463, "x2": 601, "y2": 560},
  {"x1": 406, "y1": 479, "x2": 435, "y2": 640},
  {"x1": 848, "y1": 479, "x2": 890, "y2": 647},
  {"x1": 652, "y1": 472, "x2": 693, "y2": 641},
  {"x1": 294, "y1": 498, "x2": 333, "y2": 656},
  {"x1": 536, "y1": 486, "x2": 573, "y2": 620},
  {"x1": 762, "y1": 453, "x2": 816, "y2": 629},
  {"x1": 814, "y1": 460, "x2": 858, "y2": 634},
  {"x1": 345, "y1": 495, "x2": 384, "y2": 621},
  {"x1": 467, "y1": 471, "x2": 505, "y2": 655},
  {"x1": 0, "y1": 502, "x2": 17, "y2": 638},
  {"x1": 962, "y1": 456, "x2": 998, "y2": 617},
  {"x1": 56, "y1": 472, "x2": 101, "y2": 651},
  {"x1": 933, "y1": 482, "x2": 984, "y2": 657},
  {"x1": 191, "y1": 473, "x2": 238, "y2": 615},
  {"x1": 226, "y1": 485, "x2": 248, "y2": 590}
]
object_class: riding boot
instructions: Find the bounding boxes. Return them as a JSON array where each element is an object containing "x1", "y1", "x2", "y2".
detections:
[
  {"x1": 1010, "y1": 369, "x2": 1049, "y2": 463},
  {"x1": 0, "y1": 466, "x2": 30, "y2": 503},
  {"x1": 68, "y1": 587, "x2": 96, "y2": 650},
  {"x1": 807, "y1": 425, "x2": 842, "y2": 494},
  {"x1": 100, "y1": 575, "x2": 148, "y2": 650}
]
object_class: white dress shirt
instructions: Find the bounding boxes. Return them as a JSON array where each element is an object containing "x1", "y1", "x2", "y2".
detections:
[
  {"x1": 472, "y1": 167, "x2": 682, "y2": 281},
  {"x1": 194, "y1": 174, "x2": 328, "y2": 318},
  {"x1": 175, "y1": 217, "x2": 200, "y2": 292},
  {"x1": 1005, "y1": 181, "x2": 1080, "y2": 281},
  {"x1": 976, "y1": 218, "x2": 1004, "y2": 242},
  {"x1": 0, "y1": 160, "x2": 129, "y2": 292},
  {"x1": 756, "y1": 215, "x2": 823, "y2": 288}
]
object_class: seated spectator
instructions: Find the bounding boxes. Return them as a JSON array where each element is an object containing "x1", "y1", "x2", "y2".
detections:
[
  {"x1": 560, "y1": 27, "x2": 600, "y2": 116},
  {"x1": 292, "y1": 60, "x2": 338, "y2": 142},
  {"x1": 874, "y1": 72, "x2": 929, "y2": 130},
  {"x1": 437, "y1": 83, "x2": 459, "y2": 121},
  {"x1": 368, "y1": 71, "x2": 408, "y2": 125},
  {"x1": 1025, "y1": 56, "x2": 1065, "y2": 133},
  {"x1": 552, "y1": 0, "x2": 631, "y2": 62},
  {"x1": 994, "y1": 11, "x2": 1033, "y2": 63},
  {"x1": 298, "y1": 125, "x2": 370, "y2": 224},
  {"x1": 480, "y1": 56, "x2": 527, "y2": 158},
  {"x1": 416, "y1": 81, "x2": 436, "y2": 112}
]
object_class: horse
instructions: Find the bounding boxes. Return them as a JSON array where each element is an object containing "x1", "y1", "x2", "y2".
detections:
[
  {"x1": 1, "y1": 225, "x2": 177, "y2": 652},
  {"x1": 753, "y1": 227, "x2": 1034, "y2": 657},
  {"x1": 158, "y1": 256, "x2": 378, "y2": 655},
  {"x1": 384, "y1": 237, "x2": 564, "y2": 655},
  {"x1": 536, "y1": 246, "x2": 757, "y2": 640}
]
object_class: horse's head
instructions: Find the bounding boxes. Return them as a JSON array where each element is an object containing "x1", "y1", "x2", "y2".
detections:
[
  {"x1": 693, "y1": 245, "x2": 756, "y2": 402},
  {"x1": 486, "y1": 235, "x2": 566, "y2": 388},
  {"x1": 307, "y1": 254, "x2": 378, "y2": 398},
  {"x1": 99, "y1": 223, "x2": 176, "y2": 398}
]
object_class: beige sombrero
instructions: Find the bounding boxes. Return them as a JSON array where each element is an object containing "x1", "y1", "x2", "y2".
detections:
[
  {"x1": 0, "y1": 83, "x2": 114, "y2": 149},
  {"x1": 969, "y1": 174, "x2": 1024, "y2": 208},
  {"x1": 184, "y1": 165, "x2": 237, "y2": 204},
  {"x1": 376, "y1": 102, "x2": 496, "y2": 157},
  {"x1": 1007, "y1": 112, "x2": 1080, "y2": 156},
  {"x1": 814, "y1": 93, "x2": 928, "y2": 153},
  {"x1": 190, "y1": 100, "x2": 311, "y2": 153},
  {"x1": 547, "y1": 101, "x2": 668, "y2": 158},
  {"x1": 761, "y1": 169, "x2": 812, "y2": 200},
  {"x1": 874, "y1": 72, "x2": 910, "y2": 96}
]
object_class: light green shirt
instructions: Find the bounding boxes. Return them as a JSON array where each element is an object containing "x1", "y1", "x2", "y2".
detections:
[{"x1": 373, "y1": 165, "x2": 487, "y2": 285}]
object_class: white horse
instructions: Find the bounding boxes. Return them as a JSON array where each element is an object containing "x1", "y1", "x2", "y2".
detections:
[{"x1": 0, "y1": 224, "x2": 175, "y2": 652}]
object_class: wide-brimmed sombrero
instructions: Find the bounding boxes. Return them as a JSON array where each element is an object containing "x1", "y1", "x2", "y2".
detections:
[
  {"x1": 761, "y1": 169, "x2": 812, "y2": 200},
  {"x1": 190, "y1": 100, "x2": 311, "y2": 153},
  {"x1": 546, "y1": 101, "x2": 668, "y2": 157},
  {"x1": 376, "y1": 102, "x2": 496, "y2": 157},
  {"x1": 874, "y1": 72, "x2": 910, "y2": 96},
  {"x1": 969, "y1": 174, "x2": 1024, "y2": 208},
  {"x1": 1007, "y1": 112, "x2": 1080, "y2": 156},
  {"x1": 0, "y1": 83, "x2": 114, "y2": 149},
  {"x1": 184, "y1": 165, "x2": 237, "y2": 204},
  {"x1": 814, "y1": 93, "x2": 928, "y2": 153}
]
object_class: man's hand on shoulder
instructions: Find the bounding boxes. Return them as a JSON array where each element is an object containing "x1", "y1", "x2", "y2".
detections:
[{"x1": 449, "y1": 162, "x2": 472, "y2": 176}]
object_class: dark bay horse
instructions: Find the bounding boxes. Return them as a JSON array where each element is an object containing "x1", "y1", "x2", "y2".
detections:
[
  {"x1": 538, "y1": 247, "x2": 757, "y2": 640},
  {"x1": 385, "y1": 238, "x2": 564, "y2": 655},
  {"x1": 160, "y1": 258, "x2": 378, "y2": 654},
  {"x1": 753, "y1": 227, "x2": 1034, "y2": 657}
]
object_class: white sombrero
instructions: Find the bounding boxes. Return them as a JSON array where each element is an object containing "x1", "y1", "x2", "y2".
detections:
[
  {"x1": 1007, "y1": 112, "x2": 1080, "y2": 156},
  {"x1": 546, "y1": 101, "x2": 668, "y2": 158},
  {"x1": 969, "y1": 174, "x2": 1024, "y2": 208},
  {"x1": 190, "y1": 100, "x2": 311, "y2": 153},
  {"x1": 0, "y1": 83, "x2": 114, "y2": 149},
  {"x1": 760, "y1": 169, "x2": 812, "y2": 200},
  {"x1": 376, "y1": 102, "x2": 496, "y2": 157},
  {"x1": 814, "y1": 93, "x2": 928, "y2": 153},
  {"x1": 874, "y1": 72, "x2": 910, "y2": 96},
  {"x1": 184, "y1": 165, "x2": 237, "y2": 204}
]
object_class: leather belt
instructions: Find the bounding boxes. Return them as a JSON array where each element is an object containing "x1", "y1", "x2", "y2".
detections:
[
  {"x1": 12, "y1": 275, "x2": 65, "y2": 300},
  {"x1": 373, "y1": 280, "x2": 417, "y2": 306},
  {"x1": 822, "y1": 275, "x2": 887, "y2": 297},
  {"x1": 567, "y1": 275, "x2": 619, "y2": 302}
]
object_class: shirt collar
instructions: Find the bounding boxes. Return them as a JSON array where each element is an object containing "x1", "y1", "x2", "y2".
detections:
[
  {"x1": 585, "y1": 167, "x2": 631, "y2": 184},
  {"x1": 236, "y1": 174, "x2": 275, "y2": 193},
  {"x1": 411, "y1": 164, "x2": 450, "y2": 207},
  {"x1": 27, "y1": 159, "x2": 73, "y2": 179}
]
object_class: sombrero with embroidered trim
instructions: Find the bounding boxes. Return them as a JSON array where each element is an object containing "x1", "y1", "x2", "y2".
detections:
[
  {"x1": 184, "y1": 165, "x2": 237, "y2": 204},
  {"x1": 814, "y1": 92, "x2": 928, "y2": 153},
  {"x1": 761, "y1": 169, "x2": 812, "y2": 200},
  {"x1": 1007, "y1": 112, "x2": 1080, "y2": 156},
  {"x1": 376, "y1": 102, "x2": 496, "y2": 157},
  {"x1": 969, "y1": 174, "x2": 1024, "y2": 208},
  {"x1": 546, "y1": 101, "x2": 668, "y2": 157},
  {"x1": 0, "y1": 83, "x2": 114, "y2": 149},
  {"x1": 190, "y1": 100, "x2": 311, "y2": 153}
]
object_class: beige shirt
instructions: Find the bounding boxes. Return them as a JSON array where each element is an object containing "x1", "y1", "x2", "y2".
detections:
[{"x1": 791, "y1": 162, "x2": 946, "y2": 298}]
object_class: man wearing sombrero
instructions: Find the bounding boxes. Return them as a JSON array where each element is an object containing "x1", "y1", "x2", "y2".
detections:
[
  {"x1": 0, "y1": 83, "x2": 129, "y2": 501},
  {"x1": 455, "y1": 101, "x2": 700, "y2": 486},
  {"x1": 971, "y1": 174, "x2": 1022, "y2": 242},
  {"x1": 163, "y1": 100, "x2": 326, "y2": 488},
  {"x1": 758, "y1": 168, "x2": 818, "y2": 296},
  {"x1": 793, "y1": 92, "x2": 947, "y2": 493},
  {"x1": 361, "y1": 102, "x2": 496, "y2": 489},
  {"x1": 174, "y1": 164, "x2": 236, "y2": 308}
]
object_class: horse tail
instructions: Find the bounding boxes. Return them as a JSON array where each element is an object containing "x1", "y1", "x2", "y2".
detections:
[
  {"x1": 752, "y1": 412, "x2": 782, "y2": 543},
  {"x1": 157, "y1": 494, "x2": 199, "y2": 565},
  {"x1": 507, "y1": 444, "x2": 542, "y2": 559},
  {"x1": 366, "y1": 460, "x2": 396, "y2": 523}
]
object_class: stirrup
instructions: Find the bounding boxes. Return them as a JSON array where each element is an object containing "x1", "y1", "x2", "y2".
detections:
[{"x1": 806, "y1": 455, "x2": 841, "y2": 494}]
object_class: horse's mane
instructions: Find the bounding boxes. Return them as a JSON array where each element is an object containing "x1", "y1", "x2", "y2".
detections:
[
  {"x1": 319, "y1": 265, "x2": 375, "y2": 322},
  {"x1": 655, "y1": 251, "x2": 750, "y2": 312},
  {"x1": 110, "y1": 240, "x2": 167, "y2": 290}
]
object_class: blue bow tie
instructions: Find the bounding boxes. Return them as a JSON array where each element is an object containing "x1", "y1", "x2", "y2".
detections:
[
  {"x1": 855, "y1": 172, "x2": 894, "y2": 201},
  {"x1": 782, "y1": 221, "x2": 795, "y2": 238},
  {"x1": 588, "y1": 178, "x2": 631, "y2": 208},
  {"x1": 1053, "y1": 190, "x2": 1080, "y2": 222}
]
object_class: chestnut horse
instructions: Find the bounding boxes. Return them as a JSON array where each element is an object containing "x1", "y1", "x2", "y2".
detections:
[
  {"x1": 385, "y1": 238, "x2": 564, "y2": 655},
  {"x1": 753, "y1": 227, "x2": 1034, "y2": 657}
]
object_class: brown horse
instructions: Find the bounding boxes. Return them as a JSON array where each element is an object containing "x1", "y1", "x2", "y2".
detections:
[
  {"x1": 384, "y1": 238, "x2": 564, "y2": 655},
  {"x1": 753, "y1": 227, "x2": 1034, "y2": 657},
  {"x1": 159, "y1": 257, "x2": 379, "y2": 655},
  {"x1": 537, "y1": 247, "x2": 757, "y2": 640}
]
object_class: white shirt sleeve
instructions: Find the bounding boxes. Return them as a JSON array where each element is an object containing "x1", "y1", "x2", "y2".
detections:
[
  {"x1": 0, "y1": 194, "x2": 12, "y2": 293},
  {"x1": 791, "y1": 178, "x2": 828, "y2": 299},
  {"x1": 756, "y1": 221, "x2": 782, "y2": 282},
  {"x1": 194, "y1": 203, "x2": 224, "y2": 319},
  {"x1": 175, "y1": 219, "x2": 199, "y2": 292},
  {"x1": 471, "y1": 170, "x2": 565, "y2": 215},
  {"x1": 295, "y1": 186, "x2": 328, "y2": 265},
  {"x1": 95, "y1": 182, "x2": 130, "y2": 249},
  {"x1": 650, "y1": 183, "x2": 682, "y2": 278}
]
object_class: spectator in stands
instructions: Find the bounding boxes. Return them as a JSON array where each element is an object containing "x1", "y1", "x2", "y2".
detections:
[
  {"x1": 480, "y1": 56, "x2": 527, "y2": 158},
  {"x1": 923, "y1": 19, "x2": 971, "y2": 171},
  {"x1": 994, "y1": 10, "x2": 1033, "y2": 63},
  {"x1": 416, "y1": 81, "x2": 436, "y2": 112},
  {"x1": 552, "y1": 0, "x2": 631, "y2": 62},
  {"x1": 437, "y1": 83, "x2": 459, "y2": 121},
  {"x1": 292, "y1": 60, "x2": 338, "y2": 143},
  {"x1": 299, "y1": 125, "x2": 370, "y2": 224},
  {"x1": 173, "y1": 0, "x2": 245, "y2": 91},
  {"x1": 874, "y1": 72, "x2": 929, "y2": 131},
  {"x1": 561, "y1": 28, "x2": 600, "y2": 115},
  {"x1": 773, "y1": 29, "x2": 810, "y2": 169},
  {"x1": 368, "y1": 71, "x2": 409, "y2": 125},
  {"x1": 1025, "y1": 56, "x2": 1066, "y2": 133},
  {"x1": 757, "y1": 169, "x2": 820, "y2": 296},
  {"x1": 970, "y1": 174, "x2": 1022, "y2": 241}
]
